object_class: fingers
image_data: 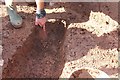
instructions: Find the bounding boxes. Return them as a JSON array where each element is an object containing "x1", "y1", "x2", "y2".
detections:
[
  {"x1": 35, "y1": 17, "x2": 46, "y2": 27},
  {"x1": 43, "y1": 25, "x2": 46, "y2": 31},
  {"x1": 35, "y1": 19, "x2": 43, "y2": 27},
  {"x1": 35, "y1": 22, "x2": 44, "y2": 28}
]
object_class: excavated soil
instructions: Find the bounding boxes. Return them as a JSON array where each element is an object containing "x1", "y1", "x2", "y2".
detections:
[{"x1": 0, "y1": 2, "x2": 119, "y2": 79}]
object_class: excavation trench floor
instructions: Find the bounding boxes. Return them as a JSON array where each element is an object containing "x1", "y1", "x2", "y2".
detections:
[{"x1": 2, "y1": 21, "x2": 66, "y2": 78}]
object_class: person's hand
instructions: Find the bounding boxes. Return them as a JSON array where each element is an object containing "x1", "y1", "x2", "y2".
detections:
[
  {"x1": 35, "y1": 8, "x2": 46, "y2": 30},
  {"x1": 35, "y1": 16, "x2": 47, "y2": 40},
  {"x1": 35, "y1": 16, "x2": 46, "y2": 27},
  {"x1": 35, "y1": 16, "x2": 46, "y2": 32}
]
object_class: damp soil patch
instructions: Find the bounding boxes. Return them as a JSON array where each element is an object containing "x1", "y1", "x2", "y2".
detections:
[{"x1": 2, "y1": 21, "x2": 66, "y2": 78}]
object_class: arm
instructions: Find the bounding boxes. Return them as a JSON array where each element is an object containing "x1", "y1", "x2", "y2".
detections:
[
  {"x1": 35, "y1": 0, "x2": 46, "y2": 27},
  {"x1": 35, "y1": 0, "x2": 44, "y2": 10}
]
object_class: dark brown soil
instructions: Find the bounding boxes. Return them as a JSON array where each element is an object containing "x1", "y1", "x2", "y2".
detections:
[{"x1": 2, "y1": 21, "x2": 66, "y2": 78}]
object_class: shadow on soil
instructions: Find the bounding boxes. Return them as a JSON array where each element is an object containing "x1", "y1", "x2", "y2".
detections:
[
  {"x1": 46, "y1": 2, "x2": 118, "y2": 23},
  {"x1": 69, "y1": 69, "x2": 93, "y2": 78},
  {"x1": 66, "y1": 27, "x2": 118, "y2": 60},
  {"x1": 2, "y1": 21, "x2": 67, "y2": 78}
]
